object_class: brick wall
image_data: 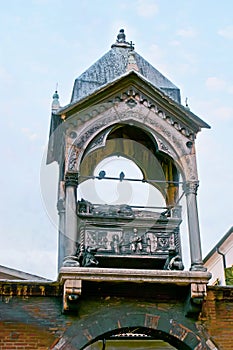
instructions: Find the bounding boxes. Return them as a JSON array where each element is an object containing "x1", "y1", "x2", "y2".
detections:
[
  {"x1": 201, "y1": 286, "x2": 233, "y2": 350},
  {"x1": 0, "y1": 296, "x2": 67, "y2": 350},
  {"x1": 0, "y1": 285, "x2": 233, "y2": 349},
  {"x1": 0, "y1": 322, "x2": 56, "y2": 350}
]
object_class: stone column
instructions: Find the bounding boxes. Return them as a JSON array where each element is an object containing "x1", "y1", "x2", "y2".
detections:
[
  {"x1": 184, "y1": 181, "x2": 206, "y2": 271},
  {"x1": 64, "y1": 172, "x2": 79, "y2": 258},
  {"x1": 57, "y1": 197, "x2": 65, "y2": 270}
]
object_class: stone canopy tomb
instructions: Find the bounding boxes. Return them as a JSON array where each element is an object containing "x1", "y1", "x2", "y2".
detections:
[{"x1": 47, "y1": 29, "x2": 210, "y2": 314}]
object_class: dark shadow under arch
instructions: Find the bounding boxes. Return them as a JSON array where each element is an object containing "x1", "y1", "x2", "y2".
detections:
[{"x1": 82, "y1": 326, "x2": 191, "y2": 350}]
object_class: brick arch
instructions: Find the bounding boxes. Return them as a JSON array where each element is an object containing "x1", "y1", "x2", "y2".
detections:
[{"x1": 53, "y1": 307, "x2": 210, "y2": 350}]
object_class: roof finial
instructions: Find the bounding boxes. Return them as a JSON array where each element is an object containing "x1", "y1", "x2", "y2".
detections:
[
  {"x1": 52, "y1": 85, "x2": 60, "y2": 112},
  {"x1": 111, "y1": 29, "x2": 133, "y2": 49},
  {"x1": 185, "y1": 97, "x2": 190, "y2": 110},
  {"x1": 117, "y1": 29, "x2": 126, "y2": 43}
]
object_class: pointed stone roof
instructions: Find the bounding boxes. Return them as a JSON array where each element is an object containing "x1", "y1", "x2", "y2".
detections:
[{"x1": 71, "y1": 29, "x2": 181, "y2": 104}]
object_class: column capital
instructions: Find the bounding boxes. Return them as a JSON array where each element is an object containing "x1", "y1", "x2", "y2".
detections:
[
  {"x1": 65, "y1": 172, "x2": 79, "y2": 188},
  {"x1": 183, "y1": 181, "x2": 199, "y2": 195}
]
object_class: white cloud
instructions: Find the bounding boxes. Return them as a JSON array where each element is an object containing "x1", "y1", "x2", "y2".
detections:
[
  {"x1": 28, "y1": 61, "x2": 49, "y2": 74},
  {"x1": 205, "y1": 76, "x2": 227, "y2": 91},
  {"x1": 136, "y1": 0, "x2": 159, "y2": 18},
  {"x1": 0, "y1": 66, "x2": 14, "y2": 85},
  {"x1": 218, "y1": 25, "x2": 233, "y2": 39},
  {"x1": 227, "y1": 85, "x2": 233, "y2": 94},
  {"x1": 21, "y1": 127, "x2": 38, "y2": 141},
  {"x1": 177, "y1": 28, "x2": 197, "y2": 38},
  {"x1": 147, "y1": 43, "x2": 163, "y2": 60},
  {"x1": 205, "y1": 76, "x2": 233, "y2": 95},
  {"x1": 213, "y1": 106, "x2": 233, "y2": 121},
  {"x1": 194, "y1": 99, "x2": 233, "y2": 122},
  {"x1": 145, "y1": 43, "x2": 169, "y2": 73},
  {"x1": 169, "y1": 40, "x2": 181, "y2": 47}
]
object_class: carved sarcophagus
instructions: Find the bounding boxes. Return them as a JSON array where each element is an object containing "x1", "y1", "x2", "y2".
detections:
[{"x1": 77, "y1": 200, "x2": 183, "y2": 270}]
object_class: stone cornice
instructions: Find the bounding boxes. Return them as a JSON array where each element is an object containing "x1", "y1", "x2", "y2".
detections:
[
  {"x1": 59, "y1": 267, "x2": 211, "y2": 285},
  {"x1": 207, "y1": 285, "x2": 233, "y2": 300},
  {"x1": 56, "y1": 72, "x2": 210, "y2": 137},
  {"x1": 0, "y1": 281, "x2": 61, "y2": 297}
]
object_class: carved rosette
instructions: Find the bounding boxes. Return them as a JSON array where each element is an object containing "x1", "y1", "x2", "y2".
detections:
[
  {"x1": 183, "y1": 181, "x2": 199, "y2": 195},
  {"x1": 65, "y1": 172, "x2": 79, "y2": 187}
]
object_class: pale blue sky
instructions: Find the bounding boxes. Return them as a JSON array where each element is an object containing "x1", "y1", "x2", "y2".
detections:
[{"x1": 0, "y1": 0, "x2": 232, "y2": 279}]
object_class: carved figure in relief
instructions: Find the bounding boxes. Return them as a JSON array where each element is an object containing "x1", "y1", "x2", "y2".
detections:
[
  {"x1": 111, "y1": 234, "x2": 121, "y2": 254},
  {"x1": 98, "y1": 232, "x2": 108, "y2": 249},
  {"x1": 130, "y1": 228, "x2": 143, "y2": 253},
  {"x1": 75, "y1": 243, "x2": 99, "y2": 267},
  {"x1": 82, "y1": 246, "x2": 99, "y2": 267},
  {"x1": 146, "y1": 234, "x2": 152, "y2": 254}
]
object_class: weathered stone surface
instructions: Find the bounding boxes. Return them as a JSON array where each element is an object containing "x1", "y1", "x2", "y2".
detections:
[{"x1": 71, "y1": 46, "x2": 181, "y2": 104}]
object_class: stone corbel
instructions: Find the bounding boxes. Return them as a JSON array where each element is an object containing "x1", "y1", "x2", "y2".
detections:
[
  {"x1": 191, "y1": 282, "x2": 207, "y2": 300},
  {"x1": 185, "y1": 282, "x2": 207, "y2": 318},
  {"x1": 63, "y1": 279, "x2": 82, "y2": 313}
]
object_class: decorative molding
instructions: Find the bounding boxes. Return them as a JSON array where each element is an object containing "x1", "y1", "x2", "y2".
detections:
[
  {"x1": 69, "y1": 131, "x2": 77, "y2": 139},
  {"x1": 107, "y1": 87, "x2": 196, "y2": 141},
  {"x1": 84, "y1": 128, "x2": 111, "y2": 156},
  {"x1": 67, "y1": 145, "x2": 79, "y2": 171},
  {"x1": 66, "y1": 87, "x2": 195, "y2": 173},
  {"x1": 126, "y1": 97, "x2": 137, "y2": 108},
  {"x1": 158, "y1": 138, "x2": 171, "y2": 154},
  {"x1": 59, "y1": 267, "x2": 211, "y2": 285},
  {"x1": 74, "y1": 114, "x2": 116, "y2": 150},
  {"x1": 66, "y1": 87, "x2": 196, "y2": 142},
  {"x1": 0, "y1": 282, "x2": 59, "y2": 297}
]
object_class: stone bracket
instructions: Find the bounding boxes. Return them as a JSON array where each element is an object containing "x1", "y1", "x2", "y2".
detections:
[
  {"x1": 59, "y1": 268, "x2": 211, "y2": 315},
  {"x1": 191, "y1": 282, "x2": 207, "y2": 299},
  {"x1": 185, "y1": 282, "x2": 207, "y2": 318},
  {"x1": 63, "y1": 279, "x2": 82, "y2": 313}
]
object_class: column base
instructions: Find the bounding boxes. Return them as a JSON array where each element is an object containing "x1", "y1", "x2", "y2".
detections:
[{"x1": 190, "y1": 263, "x2": 207, "y2": 272}]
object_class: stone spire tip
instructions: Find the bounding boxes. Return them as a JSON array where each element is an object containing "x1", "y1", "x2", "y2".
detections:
[
  {"x1": 52, "y1": 89, "x2": 60, "y2": 111},
  {"x1": 111, "y1": 29, "x2": 134, "y2": 49}
]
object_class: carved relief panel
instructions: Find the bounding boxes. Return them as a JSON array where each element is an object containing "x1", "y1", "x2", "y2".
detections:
[{"x1": 83, "y1": 227, "x2": 176, "y2": 256}]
